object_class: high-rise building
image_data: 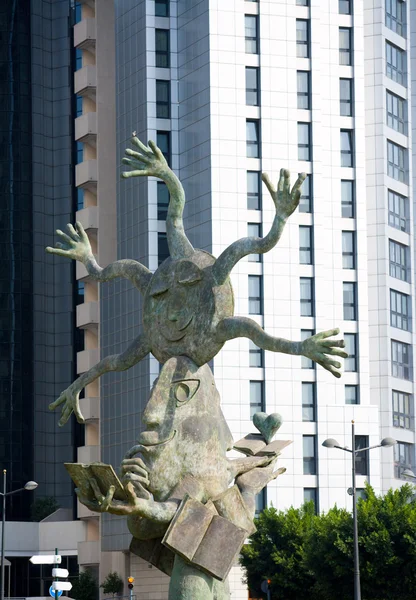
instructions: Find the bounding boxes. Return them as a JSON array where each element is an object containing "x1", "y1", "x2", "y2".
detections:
[{"x1": 74, "y1": 0, "x2": 415, "y2": 598}]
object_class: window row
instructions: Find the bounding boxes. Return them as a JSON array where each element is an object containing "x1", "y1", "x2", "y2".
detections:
[
  {"x1": 297, "y1": 0, "x2": 352, "y2": 14},
  {"x1": 386, "y1": 41, "x2": 406, "y2": 87},
  {"x1": 304, "y1": 434, "x2": 370, "y2": 476},
  {"x1": 386, "y1": 0, "x2": 405, "y2": 37},
  {"x1": 302, "y1": 383, "x2": 360, "y2": 417},
  {"x1": 297, "y1": 74, "x2": 353, "y2": 116},
  {"x1": 395, "y1": 441, "x2": 415, "y2": 479}
]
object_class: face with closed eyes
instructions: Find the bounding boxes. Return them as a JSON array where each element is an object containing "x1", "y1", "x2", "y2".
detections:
[{"x1": 143, "y1": 250, "x2": 234, "y2": 366}]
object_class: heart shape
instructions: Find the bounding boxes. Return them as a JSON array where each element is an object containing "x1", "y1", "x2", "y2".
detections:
[{"x1": 253, "y1": 412, "x2": 283, "y2": 444}]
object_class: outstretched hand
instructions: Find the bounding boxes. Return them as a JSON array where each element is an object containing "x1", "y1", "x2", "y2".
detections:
[
  {"x1": 46, "y1": 221, "x2": 93, "y2": 264},
  {"x1": 49, "y1": 384, "x2": 85, "y2": 427},
  {"x1": 262, "y1": 169, "x2": 306, "y2": 220},
  {"x1": 301, "y1": 328, "x2": 348, "y2": 378},
  {"x1": 121, "y1": 134, "x2": 169, "y2": 179},
  {"x1": 76, "y1": 477, "x2": 151, "y2": 517}
]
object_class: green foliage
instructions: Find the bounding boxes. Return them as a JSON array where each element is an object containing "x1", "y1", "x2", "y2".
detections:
[
  {"x1": 100, "y1": 571, "x2": 124, "y2": 596},
  {"x1": 30, "y1": 496, "x2": 59, "y2": 521},
  {"x1": 71, "y1": 570, "x2": 98, "y2": 600},
  {"x1": 240, "y1": 484, "x2": 416, "y2": 600}
]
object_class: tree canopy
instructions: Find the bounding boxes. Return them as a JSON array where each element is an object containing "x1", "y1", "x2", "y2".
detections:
[{"x1": 240, "y1": 484, "x2": 416, "y2": 600}]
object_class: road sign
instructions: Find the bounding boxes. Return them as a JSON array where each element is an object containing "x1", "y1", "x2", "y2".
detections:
[
  {"x1": 30, "y1": 555, "x2": 62, "y2": 565},
  {"x1": 49, "y1": 586, "x2": 62, "y2": 598},
  {"x1": 52, "y1": 582, "x2": 72, "y2": 592},
  {"x1": 52, "y1": 568, "x2": 69, "y2": 578}
]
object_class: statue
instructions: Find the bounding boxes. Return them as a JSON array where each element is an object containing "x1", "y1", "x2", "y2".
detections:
[{"x1": 46, "y1": 136, "x2": 347, "y2": 599}]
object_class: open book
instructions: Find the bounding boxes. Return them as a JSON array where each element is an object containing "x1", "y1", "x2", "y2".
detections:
[
  {"x1": 65, "y1": 462, "x2": 127, "y2": 502},
  {"x1": 234, "y1": 433, "x2": 292, "y2": 457}
]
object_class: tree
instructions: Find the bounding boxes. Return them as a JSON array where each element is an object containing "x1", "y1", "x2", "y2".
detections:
[
  {"x1": 100, "y1": 572, "x2": 124, "y2": 596},
  {"x1": 30, "y1": 496, "x2": 59, "y2": 521},
  {"x1": 71, "y1": 569, "x2": 99, "y2": 600},
  {"x1": 240, "y1": 484, "x2": 416, "y2": 600}
]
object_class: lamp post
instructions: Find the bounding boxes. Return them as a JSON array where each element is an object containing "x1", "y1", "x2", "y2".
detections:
[
  {"x1": 322, "y1": 421, "x2": 396, "y2": 600},
  {"x1": 0, "y1": 470, "x2": 38, "y2": 600},
  {"x1": 402, "y1": 468, "x2": 416, "y2": 480}
]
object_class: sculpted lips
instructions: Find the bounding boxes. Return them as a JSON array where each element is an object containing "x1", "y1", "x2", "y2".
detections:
[
  {"x1": 160, "y1": 315, "x2": 194, "y2": 342},
  {"x1": 138, "y1": 429, "x2": 177, "y2": 449}
]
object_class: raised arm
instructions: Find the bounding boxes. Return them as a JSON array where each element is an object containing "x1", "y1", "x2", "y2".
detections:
[
  {"x1": 121, "y1": 135, "x2": 194, "y2": 260},
  {"x1": 212, "y1": 170, "x2": 306, "y2": 285},
  {"x1": 46, "y1": 221, "x2": 152, "y2": 294}
]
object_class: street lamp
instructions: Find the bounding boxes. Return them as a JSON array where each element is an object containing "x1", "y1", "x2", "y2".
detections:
[
  {"x1": 322, "y1": 421, "x2": 396, "y2": 600},
  {"x1": 0, "y1": 470, "x2": 38, "y2": 600},
  {"x1": 402, "y1": 468, "x2": 416, "y2": 480}
]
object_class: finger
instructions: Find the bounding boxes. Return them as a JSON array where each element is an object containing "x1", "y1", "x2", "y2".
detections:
[
  {"x1": 101, "y1": 485, "x2": 116, "y2": 512},
  {"x1": 277, "y1": 168, "x2": 286, "y2": 193},
  {"x1": 121, "y1": 158, "x2": 146, "y2": 170},
  {"x1": 148, "y1": 140, "x2": 166, "y2": 163},
  {"x1": 59, "y1": 404, "x2": 73, "y2": 427},
  {"x1": 122, "y1": 472, "x2": 149, "y2": 486},
  {"x1": 271, "y1": 467, "x2": 286, "y2": 480},
  {"x1": 125, "y1": 148, "x2": 151, "y2": 165},
  {"x1": 75, "y1": 221, "x2": 89, "y2": 244},
  {"x1": 125, "y1": 481, "x2": 140, "y2": 506},
  {"x1": 282, "y1": 169, "x2": 291, "y2": 195},
  {"x1": 122, "y1": 457, "x2": 148, "y2": 469},
  {"x1": 261, "y1": 172, "x2": 275, "y2": 196},
  {"x1": 72, "y1": 393, "x2": 85, "y2": 424},
  {"x1": 291, "y1": 172, "x2": 306, "y2": 203},
  {"x1": 75, "y1": 489, "x2": 101, "y2": 512},
  {"x1": 90, "y1": 478, "x2": 105, "y2": 503},
  {"x1": 121, "y1": 170, "x2": 149, "y2": 178},
  {"x1": 120, "y1": 465, "x2": 148, "y2": 478},
  {"x1": 317, "y1": 355, "x2": 341, "y2": 370},
  {"x1": 56, "y1": 229, "x2": 74, "y2": 246},
  {"x1": 317, "y1": 360, "x2": 341, "y2": 378},
  {"x1": 49, "y1": 393, "x2": 67, "y2": 410},
  {"x1": 319, "y1": 347, "x2": 348, "y2": 359},
  {"x1": 46, "y1": 247, "x2": 72, "y2": 258},
  {"x1": 316, "y1": 328, "x2": 340, "y2": 340},
  {"x1": 131, "y1": 135, "x2": 153, "y2": 155},
  {"x1": 319, "y1": 339, "x2": 345, "y2": 348},
  {"x1": 66, "y1": 223, "x2": 81, "y2": 241},
  {"x1": 124, "y1": 445, "x2": 144, "y2": 459}
]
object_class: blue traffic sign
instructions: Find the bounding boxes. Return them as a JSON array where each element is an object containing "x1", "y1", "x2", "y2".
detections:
[{"x1": 49, "y1": 586, "x2": 63, "y2": 598}]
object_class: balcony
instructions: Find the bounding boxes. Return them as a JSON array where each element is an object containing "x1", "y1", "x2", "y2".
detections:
[
  {"x1": 74, "y1": 18, "x2": 96, "y2": 53},
  {"x1": 76, "y1": 159, "x2": 97, "y2": 191},
  {"x1": 74, "y1": 65, "x2": 96, "y2": 99},
  {"x1": 77, "y1": 348, "x2": 99, "y2": 374},
  {"x1": 78, "y1": 540, "x2": 100, "y2": 566},
  {"x1": 76, "y1": 205, "x2": 98, "y2": 232},
  {"x1": 78, "y1": 444, "x2": 100, "y2": 464},
  {"x1": 77, "y1": 301, "x2": 99, "y2": 329},
  {"x1": 75, "y1": 112, "x2": 97, "y2": 146},
  {"x1": 82, "y1": 396, "x2": 100, "y2": 421}
]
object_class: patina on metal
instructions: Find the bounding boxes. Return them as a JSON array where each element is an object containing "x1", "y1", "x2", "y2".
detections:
[{"x1": 46, "y1": 137, "x2": 347, "y2": 600}]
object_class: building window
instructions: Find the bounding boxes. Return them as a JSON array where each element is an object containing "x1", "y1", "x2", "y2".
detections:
[
  {"x1": 303, "y1": 435, "x2": 317, "y2": 475},
  {"x1": 77, "y1": 188, "x2": 84, "y2": 211},
  {"x1": 386, "y1": 0, "x2": 405, "y2": 37},
  {"x1": 299, "y1": 174, "x2": 312, "y2": 213},
  {"x1": 74, "y1": 1, "x2": 82, "y2": 24},
  {"x1": 155, "y1": 29, "x2": 170, "y2": 68},
  {"x1": 342, "y1": 231, "x2": 355, "y2": 269},
  {"x1": 75, "y1": 48, "x2": 82, "y2": 71},
  {"x1": 299, "y1": 225, "x2": 313, "y2": 264},
  {"x1": 296, "y1": 20, "x2": 309, "y2": 58},
  {"x1": 249, "y1": 275, "x2": 262, "y2": 314},
  {"x1": 387, "y1": 140, "x2": 406, "y2": 183},
  {"x1": 300, "y1": 278, "x2": 314, "y2": 317},
  {"x1": 250, "y1": 381, "x2": 264, "y2": 418},
  {"x1": 346, "y1": 385, "x2": 359, "y2": 405},
  {"x1": 355, "y1": 436, "x2": 369, "y2": 476},
  {"x1": 157, "y1": 131, "x2": 171, "y2": 165},
  {"x1": 304, "y1": 488, "x2": 318, "y2": 513},
  {"x1": 298, "y1": 122, "x2": 311, "y2": 161},
  {"x1": 390, "y1": 289, "x2": 410, "y2": 331},
  {"x1": 393, "y1": 391, "x2": 413, "y2": 430},
  {"x1": 340, "y1": 130, "x2": 354, "y2": 167},
  {"x1": 156, "y1": 80, "x2": 170, "y2": 119},
  {"x1": 339, "y1": 0, "x2": 352, "y2": 14},
  {"x1": 339, "y1": 28, "x2": 352, "y2": 65},
  {"x1": 296, "y1": 0, "x2": 309, "y2": 5},
  {"x1": 246, "y1": 120, "x2": 260, "y2": 158},
  {"x1": 246, "y1": 67, "x2": 259, "y2": 106},
  {"x1": 386, "y1": 91, "x2": 406, "y2": 134},
  {"x1": 75, "y1": 281, "x2": 85, "y2": 306},
  {"x1": 75, "y1": 328, "x2": 85, "y2": 353},
  {"x1": 391, "y1": 340, "x2": 411, "y2": 380},
  {"x1": 248, "y1": 223, "x2": 262, "y2": 262},
  {"x1": 297, "y1": 71, "x2": 310, "y2": 109},
  {"x1": 389, "y1": 239, "x2": 408, "y2": 281},
  {"x1": 343, "y1": 282, "x2": 357, "y2": 321},
  {"x1": 76, "y1": 95, "x2": 83, "y2": 117},
  {"x1": 301, "y1": 330, "x2": 315, "y2": 369},
  {"x1": 157, "y1": 182, "x2": 169, "y2": 221},
  {"x1": 302, "y1": 382, "x2": 316, "y2": 422},
  {"x1": 76, "y1": 141, "x2": 83, "y2": 165},
  {"x1": 155, "y1": 0, "x2": 169, "y2": 16},
  {"x1": 341, "y1": 180, "x2": 354, "y2": 218},
  {"x1": 249, "y1": 340, "x2": 264, "y2": 368},
  {"x1": 388, "y1": 190, "x2": 408, "y2": 232},
  {"x1": 158, "y1": 232, "x2": 169, "y2": 265},
  {"x1": 245, "y1": 15, "x2": 259, "y2": 54},
  {"x1": 247, "y1": 172, "x2": 261, "y2": 210},
  {"x1": 340, "y1": 79, "x2": 353, "y2": 116},
  {"x1": 255, "y1": 489, "x2": 266, "y2": 517},
  {"x1": 394, "y1": 442, "x2": 414, "y2": 479},
  {"x1": 386, "y1": 42, "x2": 405, "y2": 86},
  {"x1": 344, "y1": 333, "x2": 357, "y2": 372}
]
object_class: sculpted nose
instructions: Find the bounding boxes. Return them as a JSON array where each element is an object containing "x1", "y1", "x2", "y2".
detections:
[{"x1": 167, "y1": 296, "x2": 182, "y2": 322}]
